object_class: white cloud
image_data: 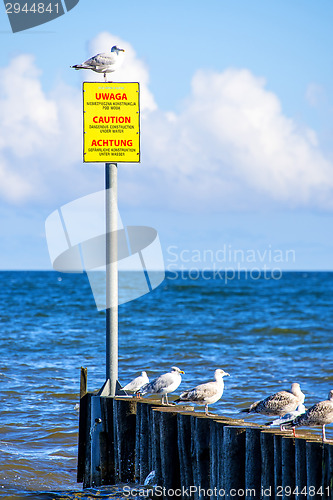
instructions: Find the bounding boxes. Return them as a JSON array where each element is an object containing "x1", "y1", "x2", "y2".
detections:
[
  {"x1": 0, "y1": 36, "x2": 332, "y2": 212},
  {"x1": 0, "y1": 54, "x2": 84, "y2": 204},
  {"x1": 125, "y1": 68, "x2": 333, "y2": 211}
]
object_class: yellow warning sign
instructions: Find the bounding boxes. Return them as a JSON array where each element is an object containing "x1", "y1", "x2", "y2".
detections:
[{"x1": 83, "y1": 82, "x2": 140, "y2": 163}]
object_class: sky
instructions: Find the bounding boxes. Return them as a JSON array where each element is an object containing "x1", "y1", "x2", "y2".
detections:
[{"x1": 0, "y1": 0, "x2": 333, "y2": 272}]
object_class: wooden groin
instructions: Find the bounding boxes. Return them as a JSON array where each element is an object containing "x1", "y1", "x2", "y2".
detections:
[{"x1": 77, "y1": 392, "x2": 333, "y2": 499}]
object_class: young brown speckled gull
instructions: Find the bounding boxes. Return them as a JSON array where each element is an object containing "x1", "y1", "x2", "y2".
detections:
[
  {"x1": 123, "y1": 371, "x2": 149, "y2": 398},
  {"x1": 175, "y1": 369, "x2": 230, "y2": 416},
  {"x1": 139, "y1": 366, "x2": 185, "y2": 405},
  {"x1": 241, "y1": 383, "x2": 305, "y2": 416},
  {"x1": 284, "y1": 390, "x2": 333, "y2": 442}
]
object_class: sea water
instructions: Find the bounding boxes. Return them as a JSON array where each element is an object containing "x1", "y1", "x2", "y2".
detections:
[{"x1": 0, "y1": 271, "x2": 332, "y2": 498}]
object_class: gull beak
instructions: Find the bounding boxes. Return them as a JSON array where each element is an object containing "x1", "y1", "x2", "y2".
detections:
[{"x1": 180, "y1": 370, "x2": 185, "y2": 374}]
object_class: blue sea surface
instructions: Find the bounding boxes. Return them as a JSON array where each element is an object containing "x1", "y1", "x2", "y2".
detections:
[{"x1": 0, "y1": 271, "x2": 332, "y2": 498}]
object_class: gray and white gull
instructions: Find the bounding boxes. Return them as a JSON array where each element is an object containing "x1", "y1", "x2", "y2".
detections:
[
  {"x1": 241, "y1": 383, "x2": 305, "y2": 417},
  {"x1": 71, "y1": 45, "x2": 125, "y2": 81},
  {"x1": 139, "y1": 366, "x2": 184, "y2": 405},
  {"x1": 266, "y1": 404, "x2": 306, "y2": 431},
  {"x1": 123, "y1": 371, "x2": 149, "y2": 398},
  {"x1": 284, "y1": 390, "x2": 333, "y2": 442},
  {"x1": 175, "y1": 369, "x2": 230, "y2": 416}
]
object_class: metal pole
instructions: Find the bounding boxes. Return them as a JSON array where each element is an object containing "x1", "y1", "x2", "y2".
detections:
[{"x1": 105, "y1": 162, "x2": 118, "y2": 397}]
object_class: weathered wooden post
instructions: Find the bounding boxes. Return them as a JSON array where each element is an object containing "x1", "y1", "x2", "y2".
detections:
[
  {"x1": 281, "y1": 436, "x2": 295, "y2": 500},
  {"x1": 260, "y1": 431, "x2": 275, "y2": 498},
  {"x1": 135, "y1": 401, "x2": 151, "y2": 483},
  {"x1": 113, "y1": 398, "x2": 137, "y2": 483},
  {"x1": 178, "y1": 412, "x2": 194, "y2": 489},
  {"x1": 295, "y1": 437, "x2": 307, "y2": 496},
  {"x1": 99, "y1": 396, "x2": 116, "y2": 484},
  {"x1": 322, "y1": 442, "x2": 333, "y2": 499},
  {"x1": 151, "y1": 407, "x2": 162, "y2": 485},
  {"x1": 245, "y1": 427, "x2": 262, "y2": 498},
  {"x1": 191, "y1": 415, "x2": 211, "y2": 497},
  {"x1": 274, "y1": 433, "x2": 282, "y2": 495},
  {"x1": 77, "y1": 391, "x2": 92, "y2": 485},
  {"x1": 223, "y1": 426, "x2": 246, "y2": 494},
  {"x1": 217, "y1": 421, "x2": 230, "y2": 495},
  {"x1": 210, "y1": 419, "x2": 220, "y2": 497},
  {"x1": 159, "y1": 408, "x2": 181, "y2": 490},
  {"x1": 80, "y1": 366, "x2": 88, "y2": 399},
  {"x1": 306, "y1": 440, "x2": 323, "y2": 498}
]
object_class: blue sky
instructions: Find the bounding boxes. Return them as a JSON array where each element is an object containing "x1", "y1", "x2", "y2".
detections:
[{"x1": 0, "y1": 0, "x2": 332, "y2": 271}]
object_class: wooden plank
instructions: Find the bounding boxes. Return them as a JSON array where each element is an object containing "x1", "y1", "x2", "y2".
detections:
[
  {"x1": 191, "y1": 416, "x2": 210, "y2": 496},
  {"x1": 245, "y1": 427, "x2": 261, "y2": 498},
  {"x1": 159, "y1": 409, "x2": 181, "y2": 490},
  {"x1": 178, "y1": 412, "x2": 194, "y2": 489},
  {"x1": 274, "y1": 434, "x2": 282, "y2": 497},
  {"x1": 113, "y1": 398, "x2": 137, "y2": 483},
  {"x1": 80, "y1": 366, "x2": 88, "y2": 399},
  {"x1": 77, "y1": 392, "x2": 91, "y2": 484},
  {"x1": 306, "y1": 440, "x2": 323, "y2": 499},
  {"x1": 261, "y1": 431, "x2": 275, "y2": 498},
  {"x1": 282, "y1": 437, "x2": 295, "y2": 500},
  {"x1": 100, "y1": 396, "x2": 115, "y2": 485},
  {"x1": 223, "y1": 426, "x2": 246, "y2": 494},
  {"x1": 295, "y1": 437, "x2": 307, "y2": 496}
]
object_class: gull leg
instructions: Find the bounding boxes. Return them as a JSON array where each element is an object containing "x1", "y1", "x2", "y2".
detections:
[
  {"x1": 280, "y1": 424, "x2": 295, "y2": 436},
  {"x1": 165, "y1": 394, "x2": 169, "y2": 405},
  {"x1": 205, "y1": 405, "x2": 217, "y2": 416},
  {"x1": 322, "y1": 425, "x2": 326, "y2": 443}
]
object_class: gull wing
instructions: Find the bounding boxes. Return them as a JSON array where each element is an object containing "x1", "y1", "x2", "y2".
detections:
[
  {"x1": 180, "y1": 381, "x2": 218, "y2": 402},
  {"x1": 84, "y1": 52, "x2": 117, "y2": 68},
  {"x1": 250, "y1": 390, "x2": 298, "y2": 414}
]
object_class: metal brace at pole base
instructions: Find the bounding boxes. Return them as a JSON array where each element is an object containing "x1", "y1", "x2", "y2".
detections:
[{"x1": 98, "y1": 378, "x2": 126, "y2": 397}]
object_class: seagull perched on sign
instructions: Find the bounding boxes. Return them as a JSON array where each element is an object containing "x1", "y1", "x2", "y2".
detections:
[{"x1": 71, "y1": 45, "x2": 125, "y2": 81}]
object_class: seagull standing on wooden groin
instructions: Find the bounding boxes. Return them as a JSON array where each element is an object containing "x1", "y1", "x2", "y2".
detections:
[
  {"x1": 139, "y1": 366, "x2": 185, "y2": 405},
  {"x1": 283, "y1": 390, "x2": 333, "y2": 442},
  {"x1": 122, "y1": 371, "x2": 149, "y2": 398},
  {"x1": 240, "y1": 383, "x2": 305, "y2": 416},
  {"x1": 71, "y1": 45, "x2": 125, "y2": 81},
  {"x1": 266, "y1": 404, "x2": 307, "y2": 432},
  {"x1": 175, "y1": 368, "x2": 230, "y2": 416}
]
